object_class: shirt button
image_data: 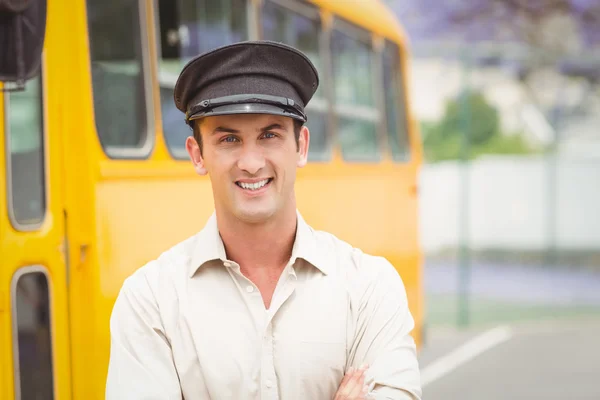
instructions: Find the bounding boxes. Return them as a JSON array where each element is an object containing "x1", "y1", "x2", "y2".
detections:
[
  {"x1": 246, "y1": 285, "x2": 254, "y2": 293},
  {"x1": 265, "y1": 380, "x2": 273, "y2": 388},
  {"x1": 223, "y1": 261, "x2": 232, "y2": 267}
]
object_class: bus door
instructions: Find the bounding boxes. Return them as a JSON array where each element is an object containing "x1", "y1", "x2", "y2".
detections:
[
  {"x1": 0, "y1": 65, "x2": 72, "y2": 399},
  {"x1": 0, "y1": 2, "x2": 71, "y2": 398}
]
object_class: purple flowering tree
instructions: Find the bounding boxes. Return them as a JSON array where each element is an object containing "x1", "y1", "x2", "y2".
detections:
[{"x1": 386, "y1": 0, "x2": 600, "y2": 81}]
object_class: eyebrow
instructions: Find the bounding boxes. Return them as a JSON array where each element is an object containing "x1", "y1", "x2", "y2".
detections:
[
  {"x1": 211, "y1": 123, "x2": 287, "y2": 135},
  {"x1": 260, "y1": 123, "x2": 285, "y2": 132},
  {"x1": 212, "y1": 126, "x2": 240, "y2": 135}
]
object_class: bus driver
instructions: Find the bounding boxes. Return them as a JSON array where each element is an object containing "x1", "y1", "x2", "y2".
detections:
[{"x1": 105, "y1": 40, "x2": 421, "y2": 400}]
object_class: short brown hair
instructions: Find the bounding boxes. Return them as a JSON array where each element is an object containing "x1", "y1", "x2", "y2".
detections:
[{"x1": 193, "y1": 119, "x2": 303, "y2": 155}]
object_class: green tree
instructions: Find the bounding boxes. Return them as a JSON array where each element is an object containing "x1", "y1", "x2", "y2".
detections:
[
  {"x1": 440, "y1": 92, "x2": 500, "y2": 146},
  {"x1": 422, "y1": 91, "x2": 536, "y2": 162}
]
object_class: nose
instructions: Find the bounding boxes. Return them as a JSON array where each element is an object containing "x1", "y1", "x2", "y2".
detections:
[{"x1": 236, "y1": 144, "x2": 265, "y2": 175}]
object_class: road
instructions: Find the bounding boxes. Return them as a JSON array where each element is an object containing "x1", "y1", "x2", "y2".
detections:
[{"x1": 418, "y1": 317, "x2": 600, "y2": 399}]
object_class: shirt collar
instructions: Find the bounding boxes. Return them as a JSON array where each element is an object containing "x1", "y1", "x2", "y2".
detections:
[
  {"x1": 188, "y1": 212, "x2": 227, "y2": 277},
  {"x1": 290, "y1": 211, "x2": 329, "y2": 275},
  {"x1": 189, "y1": 210, "x2": 329, "y2": 278}
]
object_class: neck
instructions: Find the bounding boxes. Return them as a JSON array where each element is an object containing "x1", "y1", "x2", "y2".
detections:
[{"x1": 216, "y1": 205, "x2": 298, "y2": 272}]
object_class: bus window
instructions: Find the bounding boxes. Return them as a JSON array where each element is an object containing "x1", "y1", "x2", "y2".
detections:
[
  {"x1": 383, "y1": 40, "x2": 410, "y2": 162},
  {"x1": 86, "y1": 0, "x2": 152, "y2": 158},
  {"x1": 157, "y1": 0, "x2": 249, "y2": 159},
  {"x1": 5, "y1": 74, "x2": 46, "y2": 228},
  {"x1": 262, "y1": 0, "x2": 330, "y2": 161},
  {"x1": 11, "y1": 269, "x2": 54, "y2": 400},
  {"x1": 331, "y1": 21, "x2": 380, "y2": 162}
]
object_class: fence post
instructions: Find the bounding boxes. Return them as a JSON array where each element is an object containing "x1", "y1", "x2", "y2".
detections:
[
  {"x1": 545, "y1": 84, "x2": 564, "y2": 267},
  {"x1": 458, "y1": 49, "x2": 472, "y2": 327}
]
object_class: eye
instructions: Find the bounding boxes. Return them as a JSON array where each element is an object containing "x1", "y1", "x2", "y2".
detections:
[
  {"x1": 221, "y1": 135, "x2": 239, "y2": 143},
  {"x1": 262, "y1": 132, "x2": 277, "y2": 139}
]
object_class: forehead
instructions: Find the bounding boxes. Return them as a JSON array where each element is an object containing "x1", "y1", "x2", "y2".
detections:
[{"x1": 198, "y1": 113, "x2": 294, "y2": 130}]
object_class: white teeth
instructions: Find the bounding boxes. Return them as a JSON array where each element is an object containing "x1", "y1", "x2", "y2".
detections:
[{"x1": 239, "y1": 179, "x2": 269, "y2": 190}]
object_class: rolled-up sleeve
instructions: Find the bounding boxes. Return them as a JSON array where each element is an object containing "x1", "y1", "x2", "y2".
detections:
[
  {"x1": 105, "y1": 270, "x2": 182, "y2": 400},
  {"x1": 348, "y1": 256, "x2": 422, "y2": 400}
]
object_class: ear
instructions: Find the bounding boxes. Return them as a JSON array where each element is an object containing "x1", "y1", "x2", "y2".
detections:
[
  {"x1": 297, "y1": 125, "x2": 309, "y2": 168},
  {"x1": 186, "y1": 136, "x2": 208, "y2": 175}
]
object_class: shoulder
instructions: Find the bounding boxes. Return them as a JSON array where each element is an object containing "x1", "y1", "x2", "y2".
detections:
[
  {"x1": 311, "y1": 230, "x2": 411, "y2": 325},
  {"x1": 117, "y1": 233, "x2": 199, "y2": 302},
  {"x1": 109, "y1": 233, "x2": 202, "y2": 340},
  {"x1": 312, "y1": 228, "x2": 405, "y2": 290}
]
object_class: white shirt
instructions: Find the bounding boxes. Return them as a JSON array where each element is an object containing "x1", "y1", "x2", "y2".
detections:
[{"x1": 105, "y1": 211, "x2": 421, "y2": 399}]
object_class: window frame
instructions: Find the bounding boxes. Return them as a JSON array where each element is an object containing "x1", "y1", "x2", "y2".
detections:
[
  {"x1": 381, "y1": 39, "x2": 411, "y2": 163},
  {"x1": 263, "y1": 0, "x2": 320, "y2": 21},
  {"x1": 3, "y1": 63, "x2": 48, "y2": 232},
  {"x1": 248, "y1": 0, "x2": 261, "y2": 41},
  {"x1": 259, "y1": 0, "x2": 334, "y2": 162},
  {"x1": 85, "y1": 0, "x2": 156, "y2": 160},
  {"x1": 10, "y1": 265, "x2": 56, "y2": 400},
  {"x1": 154, "y1": 0, "x2": 254, "y2": 160},
  {"x1": 330, "y1": 17, "x2": 383, "y2": 163}
]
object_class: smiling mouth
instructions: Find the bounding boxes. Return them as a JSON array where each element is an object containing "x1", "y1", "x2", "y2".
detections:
[{"x1": 235, "y1": 178, "x2": 273, "y2": 191}]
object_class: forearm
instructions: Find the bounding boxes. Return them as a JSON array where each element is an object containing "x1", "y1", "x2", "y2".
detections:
[{"x1": 348, "y1": 256, "x2": 422, "y2": 400}]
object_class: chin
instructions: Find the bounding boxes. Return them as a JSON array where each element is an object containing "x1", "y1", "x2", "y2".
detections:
[{"x1": 234, "y1": 205, "x2": 278, "y2": 224}]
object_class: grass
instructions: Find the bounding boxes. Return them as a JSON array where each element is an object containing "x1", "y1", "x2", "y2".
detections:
[{"x1": 425, "y1": 294, "x2": 600, "y2": 328}]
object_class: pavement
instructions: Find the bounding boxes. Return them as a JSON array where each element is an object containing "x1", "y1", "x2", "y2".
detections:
[
  {"x1": 419, "y1": 260, "x2": 600, "y2": 398},
  {"x1": 417, "y1": 317, "x2": 600, "y2": 399}
]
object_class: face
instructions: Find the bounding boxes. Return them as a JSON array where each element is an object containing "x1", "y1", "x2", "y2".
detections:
[{"x1": 185, "y1": 113, "x2": 309, "y2": 224}]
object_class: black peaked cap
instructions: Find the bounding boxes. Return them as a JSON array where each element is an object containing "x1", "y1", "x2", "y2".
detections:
[{"x1": 173, "y1": 40, "x2": 320, "y2": 125}]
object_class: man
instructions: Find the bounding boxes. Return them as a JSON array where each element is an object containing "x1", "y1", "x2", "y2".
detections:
[{"x1": 106, "y1": 40, "x2": 421, "y2": 400}]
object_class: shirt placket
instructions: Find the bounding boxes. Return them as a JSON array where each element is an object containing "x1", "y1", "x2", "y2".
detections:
[
  {"x1": 260, "y1": 264, "x2": 297, "y2": 400},
  {"x1": 224, "y1": 261, "x2": 269, "y2": 399},
  {"x1": 261, "y1": 315, "x2": 277, "y2": 399}
]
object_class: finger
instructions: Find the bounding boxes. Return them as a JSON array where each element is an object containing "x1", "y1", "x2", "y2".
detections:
[
  {"x1": 335, "y1": 367, "x2": 356, "y2": 399},
  {"x1": 339, "y1": 367, "x2": 356, "y2": 390},
  {"x1": 342, "y1": 367, "x2": 365, "y2": 398},
  {"x1": 361, "y1": 384, "x2": 369, "y2": 399},
  {"x1": 347, "y1": 372, "x2": 366, "y2": 398},
  {"x1": 340, "y1": 366, "x2": 355, "y2": 386},
  {"x1": 346, "y1": 368, "x2": 363, "y2": 387},
  {"x1": 354, "y1": 365, "x2": 371, "y2": 398},
  {"x1": 336, "y1": 368, "x2": 362, "y2": 400},
  {"x1": 351, "y1": 365, "x2": 369, "y2": 385}
]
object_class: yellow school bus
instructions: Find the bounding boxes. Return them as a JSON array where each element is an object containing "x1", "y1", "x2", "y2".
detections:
[{"x1": 0, "y1": 0, "x2": 423, "y2": 398}]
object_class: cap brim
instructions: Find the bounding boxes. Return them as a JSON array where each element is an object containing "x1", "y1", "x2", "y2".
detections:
[{"x1": 187, "y1": 103, "x2": 306, "y2": 122}]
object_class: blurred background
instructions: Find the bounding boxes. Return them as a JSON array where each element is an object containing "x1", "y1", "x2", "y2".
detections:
[
  {"x1": 385, "y1": 0, "x2": 600, "y2": 328},
  {"x1": 384, "y1": 0, "x2": 600, "y2": 398},
  {"x1": 2, "y1": 0, "x2": 600, "y2": 399}
]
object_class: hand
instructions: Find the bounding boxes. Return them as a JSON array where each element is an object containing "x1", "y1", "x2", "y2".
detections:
[{"x1": 333, "y1": 365, "x2": 369, "y2": 400}]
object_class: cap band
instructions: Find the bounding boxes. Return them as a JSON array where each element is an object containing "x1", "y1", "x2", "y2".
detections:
[{"x1": 186, "y1": 94, "x2": 307, "y2": 125}]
